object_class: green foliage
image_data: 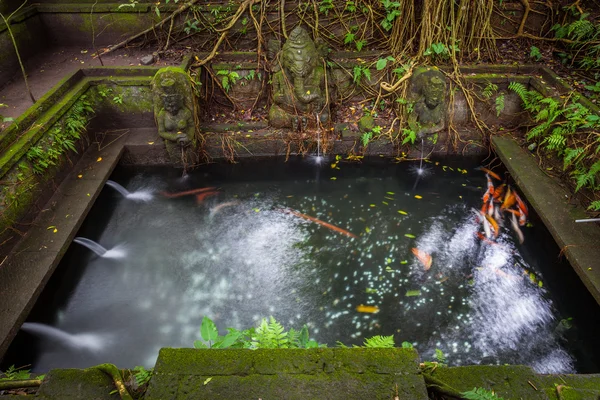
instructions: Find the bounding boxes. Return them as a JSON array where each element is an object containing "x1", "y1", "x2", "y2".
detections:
[
  {"x1": 482, "y1": 82, "x2": 498, "y2": 99},
  {"x1": 353, "y1": 66, "x2": 372, "y2": 84},
  {"x1": 424, "y1": 42, "x2": 459, "y2": 61},
  {"x1": 184, "y1": 19, "x2": 201, "y2": 34},
  {"x1": 0, "y1": 102, "x2": 13, "y2": 123},
  {"x1": 112, "y1": 95, "x2": 123, "y2": 105},
  {"x1": 380, "y1": 0, "x2": 402, "y2": 32},
  {"x1": 375, "y1": 56, "x2": 396, "y2": 71},
  {"x1": 401, "y1": 341, "x2": 413, "y2": 348},
  {"x1": 495, "y1": 93, "x2": 505, "y2": 117},
  {"x1": 194, "y1": 316, "x2": 322, "y2": 350},
  {"x1": 132, "y1": 366, "x2": 152, "y2": 387},
  {"x1": 401, "y1": 128, "x2": 417, "y2": 145},
  {"x1": 529, "y1": 46, "x2": 542, "y2": 61},
  {"x1": 344, "y1": 0, "x2": 356, "y2": 12},
  {"x1": 434, "y1": 348, "x2": 446, "y2": 363},
  {"x1": 319, "y1": 0, "x2": 334, "y2": 15},
  {"x1": 355, "y1": 39, "x2": 367, "y2": 51},
  {"x1": 551, "y1": 13, "x2": 600, "y2": 70},
  {"x1": 588, "y1": 200, "x2": 600, "y2": 211},
  {"x1": 361, "y1": 131, "x2": 372, "y2": 147},
  {"x1": 363, "y1": 335, "x2": 394, "y2": 348},
  {"x1": 26, "y1": 96, "x2": 93, "y2": 174},
  {"x1": 0, "y1": 365, "x2": 32, "y2": 381},
  {"x1": 461, "y1": 387, "x2": 504, "y2": 400},
  {"x1": 216, "y1": 70, "x2": 241, "y2": 92},
  {"x1": 509, "y1": 82, "x2": 600, "y2": 202}
]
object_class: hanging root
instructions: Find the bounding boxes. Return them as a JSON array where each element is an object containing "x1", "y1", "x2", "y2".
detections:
[
  {"x1": 0, "y1": 379, "x2": 42, "y2": 391},
  {"x1": 92, "y1": 363, "x2": 133, "y2": 400}
]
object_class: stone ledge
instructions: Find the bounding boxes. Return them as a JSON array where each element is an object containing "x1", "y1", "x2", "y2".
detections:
[
  {"x1": 492, "y1": 136, "x2": 600, "y2": 305},
  {"x1": 146, "y1": 348, "x2": 428, "y2": 400}
]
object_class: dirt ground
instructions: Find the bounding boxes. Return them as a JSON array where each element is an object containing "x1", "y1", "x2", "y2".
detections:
[{"x1": 0, "y1": 46, "x2": 183, "y2": 130}]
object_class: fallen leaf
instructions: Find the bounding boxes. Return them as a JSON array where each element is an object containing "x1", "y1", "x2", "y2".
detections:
[
  {"x1": 405, "y1": 290, "x2": 421, "y2": 297},
  {"x1": 330, "y1": 177, "x2": 337, "y2": 180},
  {"x1": 414, "y1": 195, "x2": 422, "y2": 199},
  {"x1": 203, "y1": 377, "x2": 212, "y2": 385},
  {"x1": 96, "y1": 157, "x2": 102, "y2": 162},
  {"x1": 46, "y1": 226, "x2": 56, "y2": 230},
  {"x1": 411, "y1": 248, "x2": 432, "y2": 270},
  {"x1": 404, "y1": 234, "x2": 416, "y2": 239},
  {"x1": 148, "y1": 141, "x2": 154, "y2": 145},
  {"x1": 369, "y1": 204, "x2": 376, "y2": 207},
  {"x1": 77, "y1": 174, "x2": 83, "y2": 178},
  {"x1": 398, "y1": 210, "x2": 408, "y2": 215}
]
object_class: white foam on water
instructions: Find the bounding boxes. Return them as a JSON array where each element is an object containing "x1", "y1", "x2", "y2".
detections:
[
  {"x1": 126, "y1": 191, "x2": 154, "y2": 202},
  {"x1": 102, "y1": 245, "x2": 128, "y2": 259}
]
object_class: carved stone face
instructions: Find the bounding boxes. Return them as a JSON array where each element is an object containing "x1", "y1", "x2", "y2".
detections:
[
  {"x1": 423, "y1": 76, "x2": 445, "y2": 109},
  {"x1": 164, "y1": 95, "x2": 182, "y2": 114},
  {"x1": 281, "y1": 26, "x2": 318, "y2": 78}
]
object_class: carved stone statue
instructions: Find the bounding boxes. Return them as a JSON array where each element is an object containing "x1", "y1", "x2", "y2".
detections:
[
  {"x1": 153, "y1": 67, "x2": 196, "y2": 164},
  {"x1": 407, "y1": 67, "x2": 447, "y2": 137},
  {"x1": 268, "y1": 26, "x2": 330, "y2": 131}
]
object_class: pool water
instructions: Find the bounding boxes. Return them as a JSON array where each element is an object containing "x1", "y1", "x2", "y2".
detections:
[{"x1": 4, "y1": 156, "x2": 600, "y2": 373}]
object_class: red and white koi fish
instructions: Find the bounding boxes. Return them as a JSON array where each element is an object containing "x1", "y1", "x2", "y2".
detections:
[
  {"x1": 411, "y1": 248, "x2": 433, "y2": 271},
  {"x1": 209, "y1": 200, "x2": 240, "y2": 217},
  {"x1": 283, "y1": 209, "x2": 358, "y2": 239}
]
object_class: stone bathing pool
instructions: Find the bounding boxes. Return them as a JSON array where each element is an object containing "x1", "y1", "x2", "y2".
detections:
[{"x1": 3, "y1": 156, "x2": 600, "y2": 374}]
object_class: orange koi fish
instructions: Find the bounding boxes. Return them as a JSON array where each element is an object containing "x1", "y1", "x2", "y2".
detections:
[
  {"x1": 209, "y1": 200, "x2": 240, "y2": 217},
  {"x1": 356, "y1": 305, "x2": 380, "y2": 314},
  {"x1": 476, "y1": 167, "x2": 502, "y2": 181},
  {"x1": 196, "y1": 191, "x2": 219, "y2": 204},
  {"x1": 411, "y1": 248, "x2": 432, "y2": 271},
  {"x1": 485, "y1": 214, "x2": 500, "y2": 239},
  {"x1": 486, "y1": 174, "x2": 495, "y2": 197},
  {"x1": 161, "y1": 187, "x2": 217, "y2": 198},
  {"x1": 285, "y1": 209, "x2": 358, "y2": 239},
  {"x1": 501, "y1": 186, "x2": 516, "y2": 210},
  {"x1": 492, "y1": 184, "x2": 506, "y2": 202}
]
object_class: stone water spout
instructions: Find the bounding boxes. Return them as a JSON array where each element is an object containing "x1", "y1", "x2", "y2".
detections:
[{"x1": 268, "y1": 26, "x2": 330, "y2": 131}]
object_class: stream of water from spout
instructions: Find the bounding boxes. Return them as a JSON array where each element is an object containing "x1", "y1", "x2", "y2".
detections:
[
  {"x1": 73, "y1": 237, "x2": 126, "y2": 259},
  {"x1": 21, "y1": 323, "x2": 106, "y2": 352}
]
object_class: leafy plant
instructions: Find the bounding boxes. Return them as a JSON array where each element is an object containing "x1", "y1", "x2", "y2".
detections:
[
  {"x1": 461, "y1": 387, "x2": 504, "y2": 400},
  {"x1": 319, "y1": 0, "x2": 334, "y2": 15},
  {"x1": 363, "y1": 335, "x2": 394, "y2": 348},
  {"x1": 495, "y1": 93, "x2": 505, "y2": 117},
  {"x1": 344, "y1": 0, "x2": 356, "y2": 12},
  {"x1": 361, "y1": 131, "x2": 372, "y2": 147},
  {"x1": 380, "y1": 0, "x2": 402, "y2": 31},
  {"x1": 353, "y1": 66, "x2": 371, "y2": 84},
  {"x1": 355, "y1": 39, "x2": 367, "y2": 51},
  {"x1": 375, "y1": 56, "x2": 396, "y2": 71},
  {"x1": 482, "y1": 82, "x2": 498, "y2": 99},
  {"x1": 184, "y1": 19, "x2": 201, "y2": 34},
  {"x1": 132, "y1": 366, "x2": 152, "y2": 387},
  {"x1": 26, "y1": 96, "x2": 93, "y2": 173},
  {"x1": 0, "y1": 365, "x2": 32, "y2": 381},
  {"x1": 216, "y1": 70, "x2": 241, "y2": 92},
  {"x1": 112, "y1": 95, "x2": 124, "y2": 105},
  {"x1": 423, "y1": 42, "x2": 458, "y2": 61},
  {"x1": 529, "y1": 46, "x2": 542, "y2": 61},
  {"x1": 401, "y1": 128, "x2": 417, "y2": 145}
]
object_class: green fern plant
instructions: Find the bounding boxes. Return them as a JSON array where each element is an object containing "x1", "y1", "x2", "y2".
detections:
[
  {"x1": 495, "y1": 94, "x2": 505, "y2": 117},
  {"x1": 363, "y1": 335, "x2": 395, "y2": 348},
  {"x1": 461, "y1": 387, "x2": 504, "y2": 400},
  {"x1": 132, "y1": 366, "x2": 152, "y2": 387},
  {"x1": 482, "y1": 82, "x2": 498, "y2": 99}
]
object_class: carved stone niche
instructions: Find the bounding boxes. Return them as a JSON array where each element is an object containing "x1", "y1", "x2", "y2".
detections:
[
  {"x1": 407, "y1": 67, "x2": 447, "y2": 138},
  {"x1": 268, "y1": 26, "x2": 330, "y2": 131},
  {"x1": 152, "y1": 67, "x2": 197, "y2": 165}
]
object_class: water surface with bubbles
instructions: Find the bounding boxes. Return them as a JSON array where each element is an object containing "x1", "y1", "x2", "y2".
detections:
[{"x1": 4, "y1": 157, "x2": 600, "y2": 373}]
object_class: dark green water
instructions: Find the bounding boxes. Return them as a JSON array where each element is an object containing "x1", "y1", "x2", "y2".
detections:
[{"x1": 4, "y1": 156, "x2": 600, "y2": 373}]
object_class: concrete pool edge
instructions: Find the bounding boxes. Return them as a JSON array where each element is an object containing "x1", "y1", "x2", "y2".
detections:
[{"x1": 492, "y1": 136, "x2": 600, "y2": 306}]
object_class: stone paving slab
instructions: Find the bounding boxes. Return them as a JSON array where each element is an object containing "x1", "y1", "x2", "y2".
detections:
[
  {"x1": 492, "y1": 136, "x2": 600, "y2": 305},
  {"x1": 145, "y1": 348, "x2": 429, "y2": 400}
]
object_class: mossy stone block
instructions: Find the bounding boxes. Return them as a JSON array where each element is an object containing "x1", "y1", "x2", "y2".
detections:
[
  {"x1": 537, "y1": 374, "x2": 600, "y2": 400},
  {"x1": 430, "y1": 365, "x2": 548, "y2": 399},
  {"x1": 146, "y1": 348, "x2": 428, "y2": 400},
  {"x1": 37, "y1": 369, "x2": 118, "y2": 400},
  {"x1": 357, "y1": 115, "x2": 374, "y2": 132}
]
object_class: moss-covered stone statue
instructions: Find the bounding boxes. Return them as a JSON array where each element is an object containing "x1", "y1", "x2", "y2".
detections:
[
  {"x1": 153, "y1": 67, "x2": 197, "y2": 164},
  {"x1": 407, "y1": 67, "x2": 447, "y2": 138},
  {"x1": 268, "y1": 26, "x2": 330, "y2": 131}
]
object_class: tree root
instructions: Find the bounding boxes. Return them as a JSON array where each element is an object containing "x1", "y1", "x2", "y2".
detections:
[
  {"x1": 92, "y1": 363, "x2": 133, "y2": 400},
  {"x1": 193, "y1": 0, "x2": 260, "y2": 67},
  {"x1": 0, "y1": 379, "x2": 42, "y2": 391},
  {"x1": 98, "y1": 0, "x2": 201, "y2": 57}
]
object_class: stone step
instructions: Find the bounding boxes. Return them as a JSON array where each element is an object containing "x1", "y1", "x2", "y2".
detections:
[{"x1": 145, "y1": 348, "x2": 429, "y2": 400}]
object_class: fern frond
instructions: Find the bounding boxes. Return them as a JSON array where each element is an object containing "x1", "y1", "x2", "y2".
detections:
[
  {"x1": 462, "y1": 387, "x2": 504, "y2": 400},
  {"x1": 563, "y1": 147, "x2": 585, "y2": 169},
  {"x1": 363, "y1": 335, "x2": 395, "y2": 348},
  {"x1": 508, "y1": 82, "x2": 528, "y2": 102},
  {"x1": 495, "y1": 94, "x2": 505, "y2": 117},
  {"x1": 588, "y1": 200, "x2": 600, "y2": 211},
  {"x1": 482, "y1": 82, "x2": 498, "y2": 99}
]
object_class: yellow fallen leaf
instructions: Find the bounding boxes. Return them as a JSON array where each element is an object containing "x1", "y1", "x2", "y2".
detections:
[
  {"x1": 246, "y1": 134, "x2": 251, "y2": 138},
  {"x1": 77, "y1": 174, "x2": 83, "y2": 178},
  {"x1": 87, "y1": 193, "x2": 91, "y2": 197},
  {"x1": 46, "y1": 226, "x2": 56, "y2": 230},
  {"x1": 203, "y1": 377, "x2": 212, "y2": 385},
  {"x1": 53, "y1": 228, "x2": 58, "y2": 233},
  {"x1": 330, "y1": 177, "x2": 337, "y2": 180},
  {"x1": 414, "y1": 195, "x2": 422, "y2": 199},
  {"x1": 306, "y1": 90, "x2": 311, "y2": 94},
  {"x1": 96, "y1": 157, "x2": 102, "y2": 162},
  {"x1": 398, "y1": 210, "x2": 408, "y2": 215},
  {"x1": 148, "y1": 141, "x2": 154, "y2": 145}
]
